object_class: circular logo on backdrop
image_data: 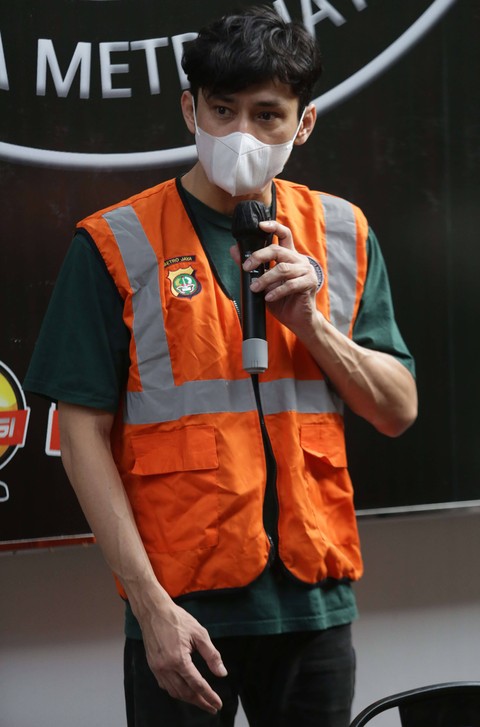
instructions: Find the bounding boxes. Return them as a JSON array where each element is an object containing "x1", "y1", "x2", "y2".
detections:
[
  {"x1": 0, "y1": 362, "x2": 30, "y2": 503},
  {"x1": 0, "y1": 362, "x2": 30, "y2": 470},
  {"x1": 0, "y1": 0, "x2": 458, "y2": 169}
]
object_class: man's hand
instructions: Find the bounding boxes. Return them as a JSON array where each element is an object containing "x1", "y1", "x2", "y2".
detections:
[
  {"x1": 137, "y1": 597, "x2": 227, "y2": 714},
  {"x1": 231, "y1": 219, "x2": 320, "y2": 338}
]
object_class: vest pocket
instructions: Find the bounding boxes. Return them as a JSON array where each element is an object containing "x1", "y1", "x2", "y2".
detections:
[
  {"x1": 300, "y1": 421, "x2": 354, "y2": 547},
  {"x1": 300, "y1": 420, "x2": 347, "y2": 468},
  {"x1": 130, "y1": 425, "x2": 220, "y2": 554}
]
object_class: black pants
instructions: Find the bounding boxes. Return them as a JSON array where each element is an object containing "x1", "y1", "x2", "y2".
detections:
[{"x1": 124, "y1": 624, "x2": 355, "y2": 727}]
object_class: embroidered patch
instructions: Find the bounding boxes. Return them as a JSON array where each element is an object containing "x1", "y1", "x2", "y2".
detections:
[{"x1": 167, "y1": 266, "x2": 201, "y2": 299}]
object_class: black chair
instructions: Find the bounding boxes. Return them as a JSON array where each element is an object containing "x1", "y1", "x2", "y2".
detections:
[{"x1": 349, "y1": 681, "x2": 480, "y2": 726}]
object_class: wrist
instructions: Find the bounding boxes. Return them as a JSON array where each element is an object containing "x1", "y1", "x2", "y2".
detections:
[
  {"x1": 296, "y1": 308, "x2": 327, "y2": 347},
  {"x1": 123, "y1": 572, "x2": 172, "y2": 619}
]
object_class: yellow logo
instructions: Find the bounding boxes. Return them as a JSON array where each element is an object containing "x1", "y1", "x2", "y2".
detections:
[
  {"x1": 167, "y1": 266, "x2": 201, "y2": 299},
  {"x1": 0, "y1": 362, "x2": 30, "y2": 503}
]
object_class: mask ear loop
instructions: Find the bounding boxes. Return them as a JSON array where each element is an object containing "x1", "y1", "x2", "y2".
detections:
[
  {"x1": 293, "y1": 106, "x2": 307, "y2": 142},
  {"x1": 190, "y1": 92, "x2": 199, "y2": 134}
]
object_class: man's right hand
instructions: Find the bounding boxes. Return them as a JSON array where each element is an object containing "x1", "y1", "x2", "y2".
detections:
[{"x1": 138, "y1": 598, "x2": 228, "y2": 714}]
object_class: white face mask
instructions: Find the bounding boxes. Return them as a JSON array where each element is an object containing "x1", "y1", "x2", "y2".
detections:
[{"x1": 193, "y1": 101, "x2": 306, "y2": 197}]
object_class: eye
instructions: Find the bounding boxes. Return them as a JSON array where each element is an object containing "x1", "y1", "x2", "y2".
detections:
[
  {"x1": 258, "y1": 111, "x2": 280, "y2": 122},
  {"x1": 214, "y1": 105, "x2": 233, "y2": 117}
]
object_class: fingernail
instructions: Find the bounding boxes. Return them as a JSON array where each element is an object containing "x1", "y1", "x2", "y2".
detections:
[{"x1": 250, "y1": 280, "x2": 260, "y2": 291}]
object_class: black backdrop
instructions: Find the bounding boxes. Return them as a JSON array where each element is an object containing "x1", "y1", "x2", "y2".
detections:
[{"x1": 0, "y1": 0, "x2": 479, "y2": 548}]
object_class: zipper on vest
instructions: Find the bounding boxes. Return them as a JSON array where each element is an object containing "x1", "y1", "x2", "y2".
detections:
[
  {"x1": 267, "y1": 534, "x2": 276, "y2": 566},
  {"x1": 233, "y1": 299, "x2": 241, "y2": 321},
  {"x1": 251, "y1": 374, "x2": 280, "y2": 564}
]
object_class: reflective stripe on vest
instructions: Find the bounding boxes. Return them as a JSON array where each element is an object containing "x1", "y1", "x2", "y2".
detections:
[
  {"x1": 103, "y1": 196, "x2": 357, "y2": 425},
  {"x1": 319, "y1": 193, "x2": 357, "y2": 336}
]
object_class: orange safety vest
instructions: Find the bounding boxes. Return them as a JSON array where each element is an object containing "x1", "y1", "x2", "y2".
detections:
[{"x1": 77, "y1": 177, "x2": 369, "y2": 599}]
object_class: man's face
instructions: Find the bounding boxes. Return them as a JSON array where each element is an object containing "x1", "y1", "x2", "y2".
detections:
[
  {"x1": 180, "y1": 79, "x2": 316, "y2": 207},
  {"x1": 193, "y1": 80, "x2": 303, "y2": 145}
]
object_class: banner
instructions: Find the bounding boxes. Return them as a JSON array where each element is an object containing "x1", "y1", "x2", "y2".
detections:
[{"x1": 1, "y1": 0, "x2": 478, "y2": 546}]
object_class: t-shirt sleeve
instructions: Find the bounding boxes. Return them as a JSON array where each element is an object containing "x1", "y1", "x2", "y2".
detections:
[
  {"x1": 353, "y1": 228, "x2": 416, "y2": 377},
  {"x1": 24, "y1": 232, "x2": 130, "y2": 412}
]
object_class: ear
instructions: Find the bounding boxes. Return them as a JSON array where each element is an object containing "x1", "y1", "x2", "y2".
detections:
[
  {"x1": 181, "y1": 90, "x2": 196, "y2": 134},
  {"x1": 294, "y1": 103, "x2": 317, "y2": 146}
]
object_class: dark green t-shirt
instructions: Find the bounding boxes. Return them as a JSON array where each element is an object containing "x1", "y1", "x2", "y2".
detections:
[{"x1": 24, "y1": 185, "x2": 415, "y2": 640}]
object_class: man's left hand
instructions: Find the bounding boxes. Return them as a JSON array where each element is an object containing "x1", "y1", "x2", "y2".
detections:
[{"x1": 231, "y1": 219, "x2": 320, "y2": 337}]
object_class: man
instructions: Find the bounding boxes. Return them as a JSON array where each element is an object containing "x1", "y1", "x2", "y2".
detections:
[{"x1": 25, "y1": 6, "x2": 417, "y2": 727}]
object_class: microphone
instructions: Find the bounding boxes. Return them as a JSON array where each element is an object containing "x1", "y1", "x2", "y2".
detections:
[{"x1": 231, "y1": 200, "x2": 271, "y2": 374}]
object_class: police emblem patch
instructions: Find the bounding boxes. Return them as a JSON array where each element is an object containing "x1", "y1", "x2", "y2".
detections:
[{"x1": 167, "y1": 266, "x2": 201, "y2": 299}]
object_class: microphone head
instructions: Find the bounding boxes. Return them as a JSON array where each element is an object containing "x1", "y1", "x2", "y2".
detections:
[{"x1": 231, "y1": 201, "x2": 270, "y2": 247}]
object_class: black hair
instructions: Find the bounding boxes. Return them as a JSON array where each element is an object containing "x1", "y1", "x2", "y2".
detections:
[{"x1": 182, "y1": 5, "x2": 322, "y2": 113}]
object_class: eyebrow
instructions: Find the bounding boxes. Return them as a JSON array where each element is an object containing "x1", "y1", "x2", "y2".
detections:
[{"x1": 207, "y1": 93, "x2": 289, "y2": 109}]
